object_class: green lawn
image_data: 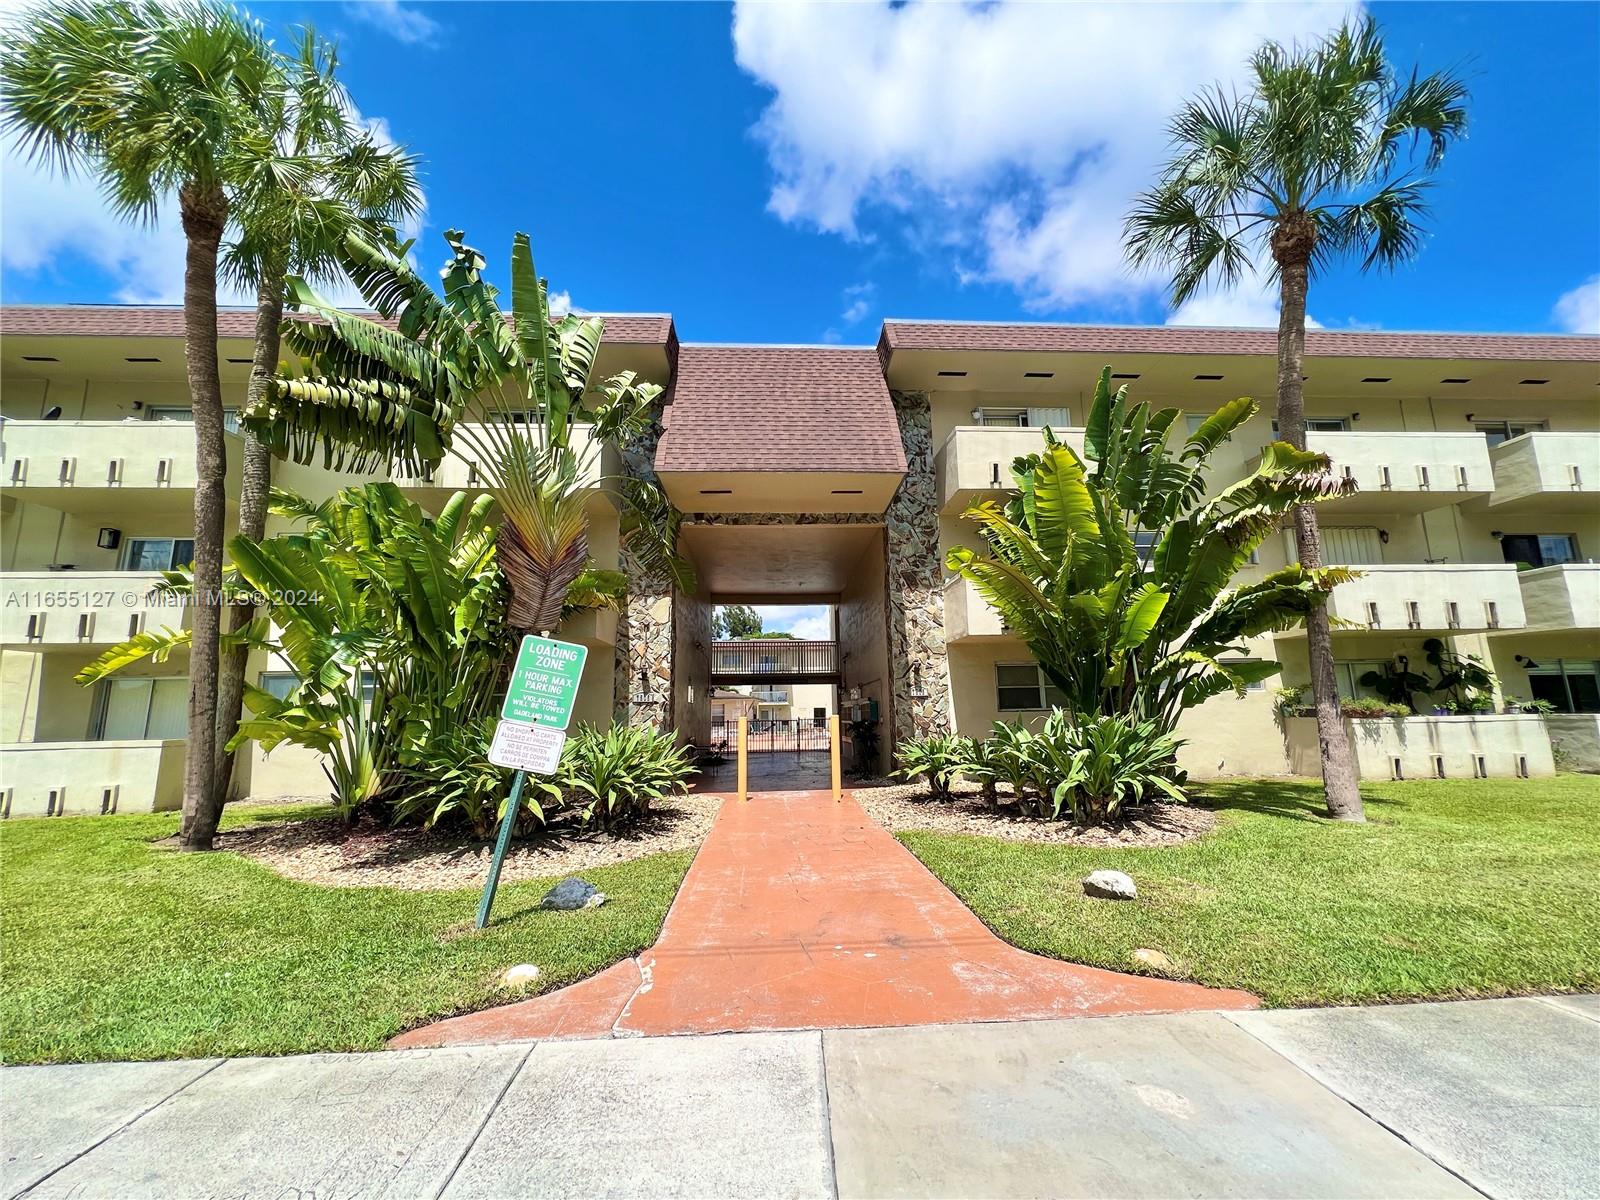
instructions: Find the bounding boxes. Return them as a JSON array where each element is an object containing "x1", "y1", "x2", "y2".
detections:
[
  {"x1": 0, "y1": 805, "x2": 692, "y2": 1064},
  {"x1": 901, "y1": 776, "x2": 1600, "y2": 1007}
]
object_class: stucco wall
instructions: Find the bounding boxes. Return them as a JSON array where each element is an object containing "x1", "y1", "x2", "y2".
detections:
[
  {"x1": 1284, "y1": 714, "x2": 1555, "y2": 779},
  {"x1": 1545, "y1": 714, "x2": 1600, "y2": 773},
  {"x1": 838, "y1": 530, "x2": 891, "y2": 774}
]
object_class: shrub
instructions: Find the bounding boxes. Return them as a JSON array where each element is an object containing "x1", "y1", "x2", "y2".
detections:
[
  {"x1": 1034, "y1": 711, "x2": 1188, "y2": 823},
  {"x1": 894, "y1": 734, "x2": 974, "y2": 802},
  {"x1": 537, "y1": 724, "x2": 694, "y2": 832},
  {"x1": 1341, "y1": 697, "x2": 1411, "y2": 718},
  {"x1": 391, "y1": 715, "x2": 511, "y2": 837},
  {"x1": 983, "y1": 723, "x2": 1045, "y2": 813}
]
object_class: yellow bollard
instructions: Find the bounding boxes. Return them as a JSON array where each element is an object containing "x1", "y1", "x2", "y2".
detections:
[
  {"x1": 829, "y1": 713, "x2": 842, "y2": 802},
  {"x1": 737, "y1": 716, "x2": 748, "y2": 803}
]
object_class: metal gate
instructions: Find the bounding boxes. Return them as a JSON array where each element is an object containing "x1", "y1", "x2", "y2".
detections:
[{"x1": 713, "y1": 717, "x2": 830, "y2": 753}]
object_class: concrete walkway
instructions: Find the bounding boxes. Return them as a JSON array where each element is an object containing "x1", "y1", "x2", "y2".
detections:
[
  {"x1": 5, "y1": 998, "x2": 1595, "y2": 1199},
  {"x1": 395, "y1": 791, "x2": 1255, "y2": 1048}
]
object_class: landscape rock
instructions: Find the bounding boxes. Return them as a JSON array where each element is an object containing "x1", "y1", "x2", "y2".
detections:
[
  {"x1": 539, "y1": 877, "x2": 600, "y2": 910},
  {"x1": 1082, "y1": 869, "x2": 1138, "y2": 900},
  {"x1": 1131, "y1": 947, "x2": 1173, "y2": 970},
  {"x1": 583, "y1": 892, "x2": 608, "y2": 909},
  {"x1": 501, "y1": 963, "x2": 541, "y2": 988}
]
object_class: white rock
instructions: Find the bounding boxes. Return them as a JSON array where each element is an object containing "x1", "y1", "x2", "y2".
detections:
[
  {"x1": 1131, "y1": 947, "x2": 1172, "y2": 970},
  {"x1": 583, "y1": 892, "x2": 608, "y2": 909},
  {"x1": 1083, "y1": 869, "x2": 1137, "y2": 900},
  {"x1": 501, "y1": 963, "x2": 541, "y2": 988}
]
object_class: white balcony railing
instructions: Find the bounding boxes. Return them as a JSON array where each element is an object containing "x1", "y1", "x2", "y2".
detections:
[
  {"x1": 0, "y1": 571, "x2": 186, "y2": 648},
  {"x1": 1, "y1": 420, "x2": 242, "y2": 509},
  {"x1": 1488, "y1": 432, "x2": 1600, "y2": 511},
  {"x1": 935, "y1": 426, "x2": 1086, "y2": 514},
  {"x1": 1303, "y1": 431, "x2": 1493, "y2": 513},
  {"x1": 0, "y1": 739, "x2": 186, "y2": 817},
  {"x1": 1515, "y1": 563, "x2": 1600, "y2": 630},
  {"x1": 1282, "y1": 563, "x2": 1527, "y2": 635},
  {"x1": 943, "y1": 575, "x2": 1009, "y2": 642}
]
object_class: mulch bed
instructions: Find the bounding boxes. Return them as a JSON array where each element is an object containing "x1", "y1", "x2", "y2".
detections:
[
  {"x1": 217, "y1": 793, "x2": 723, "y2": 891},
  {"x1": 853, "y1": 781, "x2": 1215, "y2": 847}
]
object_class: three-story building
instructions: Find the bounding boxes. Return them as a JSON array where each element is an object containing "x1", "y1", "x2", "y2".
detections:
[{"x1": 3, "y1": 305, "x2": 1596, "y2": 815}]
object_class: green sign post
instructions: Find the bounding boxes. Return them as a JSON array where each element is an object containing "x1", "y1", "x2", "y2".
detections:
[{"x1": 476, "y1": 634, "x2": 590, "y2": 929}]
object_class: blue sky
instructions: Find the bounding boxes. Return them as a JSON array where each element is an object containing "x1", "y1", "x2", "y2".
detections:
[{"x1": 4, "y1": 0, "x2": 1598, "y2": 345}]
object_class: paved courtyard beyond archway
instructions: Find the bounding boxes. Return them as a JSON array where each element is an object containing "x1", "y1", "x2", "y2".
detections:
[{"x1": 394, "y1": 792, "x2": 1256, "y2": 1048}]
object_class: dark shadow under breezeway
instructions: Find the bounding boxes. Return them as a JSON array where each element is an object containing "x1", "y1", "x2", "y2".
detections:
[{"x1": 692, "y1": 750, "x2": 832, "y2": 794}]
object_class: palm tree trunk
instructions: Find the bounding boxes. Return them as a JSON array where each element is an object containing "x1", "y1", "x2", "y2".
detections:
[
  {"x1": 1273, "y1": 218, "x2": 1365, "y2": 822},
  {"x1": 179, "y1": 183, "x2": 230, "y2": 851},
  {"x1": 212, "y1": 268, "x2": 282, "y2": 810}
]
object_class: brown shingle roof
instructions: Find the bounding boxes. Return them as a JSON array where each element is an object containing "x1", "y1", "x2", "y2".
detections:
[
  {"x1": 880, "y1": 320, "x2": 1600, "y2": 363},
  {"x1": 656, "y1": 345, "x2": 906, "y2": 474},
  {"x1": 0, "y1": 304, "x2": 675, "y2": 346}
]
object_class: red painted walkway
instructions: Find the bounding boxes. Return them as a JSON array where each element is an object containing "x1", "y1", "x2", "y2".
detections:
[{"x1": 392, "y1": 792, "x2": 1256, "y2": 1048}]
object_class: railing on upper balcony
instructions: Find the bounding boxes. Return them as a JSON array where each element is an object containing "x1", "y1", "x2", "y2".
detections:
[{"x1": 709, "y1": 640, "x2": 837, "y2": 679}]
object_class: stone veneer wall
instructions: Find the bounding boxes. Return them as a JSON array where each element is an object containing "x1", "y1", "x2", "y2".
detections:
[
  {"x1": 884, "y1": 390, "x2": 953, "y2": 748},
  {"x1": 616, "y1": 407, "x2": 674, "y2": 730}
]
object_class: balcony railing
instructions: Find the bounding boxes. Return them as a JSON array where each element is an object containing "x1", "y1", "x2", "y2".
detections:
[
  {"x1": 1, "y1": 420, "x2": 242, "y2": 510},
  {"x1": 1301, "y1": 431, "x2": 1493, "y2": 514},
  {"x1": 1488, "y1": 433, "x2": 1600, "y2": 511},
  {"x1": 935, "y1": 425, "x2": 1086, "y2": 514},
  {"x1": 943, "y1": 575, "x2": 1009, "y2": 642},
  {"x1": 1, "y1": 571, "x2": 186, "y2": 648},
  {"x1": 1515, "y1": 563, "x2": 1600, "y2": 630},
  {"x1": 709, "y1": 640, "x2": 837, "y2": 679},
  {"x1": 1277, "y1": 563, "x2": 1527, "y2": 635}
]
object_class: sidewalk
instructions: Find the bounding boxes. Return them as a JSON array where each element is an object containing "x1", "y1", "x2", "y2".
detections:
[
  {"x1": 5, "y1": 996, "x2": 1595, "y2": 1199},
  {"x1": 394, "y1": 791, "x2": 1254, "y2": 1048}
]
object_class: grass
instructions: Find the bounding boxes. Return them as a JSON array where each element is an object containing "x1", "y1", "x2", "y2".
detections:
[
  {"x1": 0, "y1": 804, "x2": 692, "y2": 1064},
  {"x1": 900, "y1": 776, "x2": 1600, "y2": 1007}
]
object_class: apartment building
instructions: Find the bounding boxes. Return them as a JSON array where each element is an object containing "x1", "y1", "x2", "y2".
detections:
[{"x1": 3, "y1": 305, "x2": 1596, "y2": 814}]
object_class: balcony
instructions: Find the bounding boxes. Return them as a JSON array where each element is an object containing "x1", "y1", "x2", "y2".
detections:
[
  {"x1": 1513, "y1": 563, "x2": 1600, "y2": 631},
  {"x1": 709, "y1": 639, "x2": 836, "y2": 682},
  {"x1": 1283, "y1": 714, "x2": 1554, "y2": 780},
  {"x1": 0, "y1": 572, "x2": 187, "y2": 649},
  {"x1": 943, "y1": 575, "x2": 1008, "y2": 641},
  {"x1": 1278, "y1": 563, "x2": 1526, "y2": 636},
  {"x1": 1487, "y1": 433, "x2": 1600, "y2": 512},
  {"x1": 1, "y1": 421, "x2": 242, "y2": 514},
  {"x1": 1298, "y1": 431, "x2": 1493, "y2": 514},
  {"x1": 936, "y1": 425, "x2": 1087, "y2": 515},
  {"x1": 0, "y1": 739, "x2": 185, "y2": 817},
  {"x1": 750, "y1": 687, "x2": 790, "y2": 704},
  {"x1": 393, "y1": 423, "x2": 613, "y2": 505}
]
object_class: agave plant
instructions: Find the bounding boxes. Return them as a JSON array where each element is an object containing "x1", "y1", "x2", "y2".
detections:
[
  {"x1": 946, "y1": 368, "x2": 1357, "y2": 734},
  {"x1": 245, "y1": 227, "x2": 688, "y2": 634}
]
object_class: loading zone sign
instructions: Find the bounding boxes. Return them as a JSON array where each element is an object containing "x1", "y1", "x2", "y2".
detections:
[
  {"x1": 489, "y1": 719, "x2": 566, "y2": 774},
  {"x1": 501, "y1": 634, "x2": 588, "y2": 729}
]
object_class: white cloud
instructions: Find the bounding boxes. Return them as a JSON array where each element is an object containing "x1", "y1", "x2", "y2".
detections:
[
  {"x1": 1553, "y1": 275, "x2": 1600, "y2": 334},
  {"x1": 754, "y1": 604, "x2": 833, "y2": 641},
  {"x1": 840, "y1": 282, "x2": 875, "y2": 324},
  {"x1": 1167, "y1": 276, "x2": 1322, "y2": 330},
  {"x1": 342, "y1": 0, "x2": 443, "y2": 46},
  {"x1": 733, "y1": 1, "x2": 1350, "y2": 312},
  {"x1": 547, "y1": 289, "x2": 572, "y2": 317},
  {"x1": 2, "y1": 98, "x2": 425, "y2": 308}
]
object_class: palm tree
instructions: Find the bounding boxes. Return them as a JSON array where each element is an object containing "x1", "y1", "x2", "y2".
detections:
[
  {"x1": 1125, "y1": 16, "x2": 1468, "y2": 821},
  {"x1": 3, "y1": 0, "x2": 277, "y2": 849},
  {"x1": 212, "y1": 31, "x2": 422, "y2": 813}
]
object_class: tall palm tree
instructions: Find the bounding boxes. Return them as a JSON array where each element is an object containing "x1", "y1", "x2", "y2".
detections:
[
  {"x1": 212, "y1": 31, "x2": 422, "y2": 812},
  {"x1": 1125, "y1": 16, "x2": 1468, "y2": 822},
  {"x1": 3, "y1": 0, "x2": 277, "y2": 849}
]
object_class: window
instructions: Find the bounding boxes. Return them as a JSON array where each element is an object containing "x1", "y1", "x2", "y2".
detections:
[
  {"x1": 996, "y1": 663, "x2": 1068, "y2": 712},
  {"x1": 977, "y1": 407, "x2": 1028, "y2": 427},
  {"x1": 1133, "y1": 530, "x2": 1159, "y2": 567},
  {"x1": 1334, "y1": 661, "x2": 1390, "y2": 701},
  {"x1": 1223, "y1": 659, "x2": 1269, "y2": 691},
  {"x1": 1499, "y1": 533, "x2": 1580, "y2": 568},
  {"x1": 1271, "y1": 417, "x2": 1349, "y2": 434},
  {"x1": 1474, "y1": 419, "x2": 1545, "y2": 448},
  {"x1": 1525, "y1": 660, "x2": 1600, "y2": 713},
  {"x1": 973, "y1": 407, "x2": 1071, "y2": 428},
  {"x1": 123, "y1": 536, "x2": 195, "y2": 571},
  {"x1": 1184, "y1": 413, "x2": 1209, "y2": 435},
  {"x1": 95, "y1": 677, "x2": 187, "y2": 740},
  {"x1": 813, "y1": 707, "x2": 827, "y2": 727},
  {"x1": 258, "y1": 672, "x2": 296, "y2": 701},
  {"x1": 148, "y1": 406, "x2": 241, "y2": 434}
]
